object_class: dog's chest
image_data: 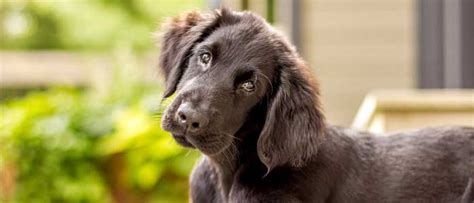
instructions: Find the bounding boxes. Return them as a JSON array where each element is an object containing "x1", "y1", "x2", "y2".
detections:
[
  {"x1": 228, "y1": 185, "x2": 300, "y2": 203},
  {"x1": 224, "y1": 168, "x2": 302, "y2": 202}
]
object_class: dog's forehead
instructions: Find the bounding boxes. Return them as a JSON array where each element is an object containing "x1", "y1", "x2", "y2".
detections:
[
  {"x1": 201, "y1": 26, "x2": 272, "y2": 62},
  {"x1": 230, "y1": 24, "x2": 265, "y2": 41},
  {"x1": 204, "y1": 19, "x2": 267, "y2": 46}
]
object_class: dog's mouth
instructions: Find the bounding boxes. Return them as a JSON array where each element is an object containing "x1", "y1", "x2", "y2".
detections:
[
  {"x1": 171, "y1": 132, "x2": 233, "y2": 155},
  {"x1": 172, "y1": 134, "x2": 195, "y2": 148}
]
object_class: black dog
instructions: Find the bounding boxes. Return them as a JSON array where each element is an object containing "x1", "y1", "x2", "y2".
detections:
[{"x1": 157, "y1": 9, "x2": 474, "y2": 202}]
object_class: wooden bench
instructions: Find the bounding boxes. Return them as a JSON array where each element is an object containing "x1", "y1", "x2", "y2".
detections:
[{"x1": 352, "y1": 89, "x2": 474, "y2": 133}]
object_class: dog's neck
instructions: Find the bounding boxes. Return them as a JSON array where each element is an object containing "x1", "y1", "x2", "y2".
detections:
[
  {"x1": 208, "y1": 147, "x2": 238, "y2": 198},
  {"x1": 207, "y1": 104, "x2": 267, "y2": 198}
]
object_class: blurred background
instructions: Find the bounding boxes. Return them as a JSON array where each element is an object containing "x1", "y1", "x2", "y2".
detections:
[{"x1": 0, "y1": 0, "x2": 473, "y2": 202}]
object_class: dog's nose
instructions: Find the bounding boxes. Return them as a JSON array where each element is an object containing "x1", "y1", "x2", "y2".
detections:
[{"x1": 176, "y1": 103, "x2": 209, "y2": 133}]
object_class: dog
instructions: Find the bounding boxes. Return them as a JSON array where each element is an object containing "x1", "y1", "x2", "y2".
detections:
[
  {"x1": 157, "y1": 8, "x2": 474, "y2": 202},
  {"x1": 462, "y1": 178, "x2": 474, "y2": 203}
]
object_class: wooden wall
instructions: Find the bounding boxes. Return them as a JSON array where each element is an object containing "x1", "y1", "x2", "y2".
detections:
[{"x1": 300, "y1": 0, "x2": 417, "y2": 126}]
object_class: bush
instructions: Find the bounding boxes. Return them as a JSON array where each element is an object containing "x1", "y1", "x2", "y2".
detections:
[
  {"x1": 0, "y1": 51, "x2": 200, "y2": 202},
  {"x1": 1, "y1": 1, "x2": 205, "y2": 202},
  {"x1": 0, "y1": 0, "x2": 203, "y2": 51}
]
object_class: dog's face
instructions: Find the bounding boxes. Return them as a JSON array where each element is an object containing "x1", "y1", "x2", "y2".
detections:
[
  {"x1": 161, "y1": 11, "x2": 275, "y2": 155},
  {"x1": 158, "y1": 9, "x2": 325, "y2": 170}
]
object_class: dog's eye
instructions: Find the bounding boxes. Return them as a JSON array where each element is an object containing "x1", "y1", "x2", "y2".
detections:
[
  {"x1": 240, "y1": 81, "x2": 255, "y2": 92},
  {"x1": 199, "y1": 52, "x2": 211, "y2": 64}
]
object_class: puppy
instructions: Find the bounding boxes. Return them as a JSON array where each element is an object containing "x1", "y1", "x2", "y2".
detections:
[{"x1": 157, "y1": 8, "x2": 474, "y2": 202}]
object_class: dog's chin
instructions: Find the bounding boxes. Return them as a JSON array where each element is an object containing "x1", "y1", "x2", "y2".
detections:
[
  {"x1": 182, "y1": 133, "x2": 233, "y2": 156},
  {"x1": 172, "y1": 134, "x2": 195, "y2": 148}
]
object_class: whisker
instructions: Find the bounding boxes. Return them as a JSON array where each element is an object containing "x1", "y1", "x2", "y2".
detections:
[
  {"x1": 224, "y1": 133, "x2": 242, "y2": 141},
  {"x1": 226, "y1": 144, "x2": 237, "y2": 171},
  {"x1": 221, "y1": 145, "x2": 233, "y2": 168},
  {"x1": 256, "y1": 71, "x2": 273, "y2": 95}
]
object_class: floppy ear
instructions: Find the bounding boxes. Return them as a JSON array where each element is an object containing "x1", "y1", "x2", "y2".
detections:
[
  {"x1": 157, "y1": 9, "x2": 239, "y2": 98},
  {"x1": 158, "y1": 11, "x2": 207, "y2": 98},
  {"x1": 257, "y1": 55, "x2": 326, "y2": 171}
]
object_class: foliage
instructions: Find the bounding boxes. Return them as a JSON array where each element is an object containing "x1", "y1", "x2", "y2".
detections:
[
  {"x1": 0, "y1": 50, "x2": 200, "y2": 202},
  {"x1": 0, "y1": 88, "x2": 109, "y2": 202},
  {"x1": 0, "y1": 0, "x2": 204, "y2": 51},
  {"x1": 0, "y1": 1, "x2": 206, "y2": 202}
]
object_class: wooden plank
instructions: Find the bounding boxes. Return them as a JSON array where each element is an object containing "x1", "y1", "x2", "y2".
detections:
[
  {"x1": 0, "y1": 51, "x2": 159, "y2": 88},
  {"x1": 362, "y1": 89, "x2": 474, "y2": 111},
  {"x1": 300, "y1": 0, "x2": 417, "y2": 126},
  {"x1": 306, "y1": 30, "x2": 412, "y2": 46},
  {"x1": 0, "y1": 52, "x2": 109, "y2": 87},
  {"x1": 352, "y1": 89, "x2": 474, "y2": 132},
  {"x1": 384, "y1": 111, "x2": 474, "y2": 131},
  {"x1": 305, "y1": 0, "x2": 413, "y2": 11}
]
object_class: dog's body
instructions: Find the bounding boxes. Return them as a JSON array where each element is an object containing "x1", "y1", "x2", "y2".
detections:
[
  {"x1": 156, "y1": 9, "x2": 474, "y2": 202},
  {"x1": 462, "y1": 178, "x2": 474, "y2": 203},
  {"x1": 191, "y1": 126, "x2": 474, "y2": 202}
]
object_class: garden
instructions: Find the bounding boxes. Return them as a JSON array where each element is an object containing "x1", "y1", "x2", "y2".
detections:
[{"x1": 0, "y1": 1, "x2": 204, "y2": 202}]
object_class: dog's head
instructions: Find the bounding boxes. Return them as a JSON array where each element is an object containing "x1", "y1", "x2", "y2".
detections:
[{"x1": 158, "y1": 9, "x2": 325, "y2": 170}]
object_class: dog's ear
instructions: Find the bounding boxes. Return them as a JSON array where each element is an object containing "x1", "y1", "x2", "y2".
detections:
[
  {"x1": 257, "y1": 53, "x2": 326, "y2": 171},
  {"x1": 157, "y1": 8, "x2": 239, "y2": 98},
  {"x1": 158, "y1": 11, "x2": 208, "y2": 98}
]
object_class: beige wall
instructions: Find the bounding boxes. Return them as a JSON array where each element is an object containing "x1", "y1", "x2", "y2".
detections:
[{"x1": 300, "y1": 0, "x2": 417, "y2": 126}]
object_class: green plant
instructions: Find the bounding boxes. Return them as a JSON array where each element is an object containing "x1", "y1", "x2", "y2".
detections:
[
  {"x1": 0, "y1": 1, "x2": 206, "y2": 202},
  {"x1": 0, "y1": 49, "x2": 200, "y2": 202},
  {"x1": 0, "y1": 0, "x2": 204, "y2": 51},
  {"x1": 0, "y1": 88, "x2": 110, "y2": 202}
]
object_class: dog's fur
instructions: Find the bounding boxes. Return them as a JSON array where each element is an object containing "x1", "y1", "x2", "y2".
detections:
[
  {"x1": 157, "y1": 9, "x2": 474, "y2": 202},
  {"x1": 461, "y1": 178, "x2": 474, "y2": 203}
]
